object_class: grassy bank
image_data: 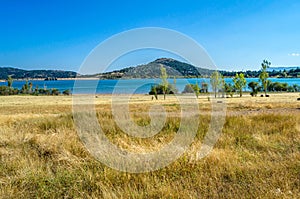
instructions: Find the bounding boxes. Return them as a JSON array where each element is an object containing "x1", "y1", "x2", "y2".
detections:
[{"x1": 0, "y1": 94, "x2": 299, "y2": 198}]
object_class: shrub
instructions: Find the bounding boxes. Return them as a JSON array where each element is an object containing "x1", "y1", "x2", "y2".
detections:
[
  {"x1": 63, "y1": 89, "x2": 71, "y2": 95},
  {"x1": 51, "y1": 89, "x2": 60, "y2": 96},
  {"x1": 149, "y1": 84, "x2": 177, "y2": 95}
]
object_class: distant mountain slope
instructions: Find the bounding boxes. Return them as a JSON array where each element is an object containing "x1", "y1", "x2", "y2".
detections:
[
  {"x1": 0, "y1": 67, "x2": 77, "y2": 79},
  {"x1": 267, "y1": 66, "x2": 299, "y2": 72},
  {"x1": 96, "y1": 58, "x2": 213, "y2": 79},
  {"x1": 1, "y1": 59, "x2": 299, "y2": 80}
]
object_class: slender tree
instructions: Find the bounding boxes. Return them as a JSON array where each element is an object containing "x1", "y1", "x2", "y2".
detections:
[
  {"x1": 160, "y1": 66, "x2": 169, "y2": 100},
  {"x1": 7, "y1": 75, "x2": 13, "y2": 88},
  {"x1": 233, "y1": 73, "x2": 247, "y2": 97},
  {"x1": 259, "y1": 60, "x2": 271, "y2": 96},
  {"x1": 194, "y1": 81, "x2": 200, "y2": 98},
  {"x1": 160, "y1": 66, "x2": 168, "y2": 100},
  {"x1": 29, "y1": 82, "x2": 33, "y2": 93},
  {"x1": 210, "y1": 71, "x2": 222, "y2": 98}
]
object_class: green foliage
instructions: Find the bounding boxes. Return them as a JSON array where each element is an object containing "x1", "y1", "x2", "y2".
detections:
[
  {"x1": 220, "y1": 67, "x2": 300, "y2": 78},
  {"x1": 0, "y1": 81, "x2": 63, "y2": 96},
  {"x1": 224, "y1": 83, "x2": 235, "y2": 97},
  {"x1": 200, "y1": 82, "x2": 208, "y2": 93},
  {"x1": 0, "y1": 86, "x2": 19, "y2": 95},
  {"x1": 7, "y1": 75, "x2": 13, "y2": 87},
  {"x1": 248, "y1": 81, "x2": 260, "y2": 97},
  {"x1": 267, "y1": 82, "x2": 291, "y2": 92},
  {"x1": 160, "y1": 66, "x2": 169, "y2": 100},
  {"x1": 0, "y1": 67, "x2": 77, "y2": 79},
  {"x1": 259, "y1": 60, "x2": 271, "y2": 96},
  {"x1": 62, "y1": 89, "x2": 71, "y2": 95},
  {"x1": 182, "y1": 83, "x2": 200, "y2": 97},
  {"x1": 51, "y1": 89, "x2": 60, "y2": 96},
  {"x1": 233, "y1": 73, "x2": 247, "y2": 97},
  {"x1": 210, "y1": 71, "x2": 223, "y2": 98},
  {"x1": 149, "y1": 84, "x2": 178, "y2": 96}
]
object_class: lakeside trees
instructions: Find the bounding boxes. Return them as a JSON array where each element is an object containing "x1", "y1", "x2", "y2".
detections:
[
  {"x1": 224, "y1": 83, "x2": 235, "y2": 98},
  {"x1": 7, "y1": 75, "x2": 13, "y2": 88},
  {"x1": 248, "y1": 81, "x2": 260, "y2": 97},
  {"x1": 210, "y1": 71, "x2": 223, "y2": 98},
  {"x1": 259, "y1": 60, "x2": 271, "y2": 97},
  {"x1": 0, "y1": 76, "x2": 70, "y2": 96},
  {"x1": 148, "y1": 63, "x2": 299, "y2": 99},
  {"x1": 149, "y1": 66, "x2": 178, "y2": 100},
  {"x1": 233, "y1": 73, "x2": 247, "y2": 97},
  {"x1": 182, "y1": 83, "x2": 200, "y2": 98},
  {"x1": 160, "y1": 66, "x2": 168, "y2": 100}
]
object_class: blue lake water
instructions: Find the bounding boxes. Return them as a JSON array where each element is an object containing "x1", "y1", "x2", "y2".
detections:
[{"x1": 0, "y1": 78, "x2": 299, "y2": 94}]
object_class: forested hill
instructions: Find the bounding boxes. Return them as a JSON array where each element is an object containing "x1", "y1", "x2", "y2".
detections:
[
  {"x1": 0, "y1": 67, "x2": 77, "y2": 79},
  {"x1": 94, "y1": 58, "x2": 300, "y2": 79},
  {"x1": 96, "y1": 58, "x2": 214, "y2": 79},
  {"x1": 1, "y1": 59, "x2": 300, "y2": 80}
]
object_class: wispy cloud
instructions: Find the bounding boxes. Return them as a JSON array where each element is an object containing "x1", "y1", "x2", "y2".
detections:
[{"x1": 289, "y1": 53, "x2": 300, "y2": 57}]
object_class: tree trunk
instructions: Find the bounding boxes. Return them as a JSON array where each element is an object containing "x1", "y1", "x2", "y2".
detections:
[{"x1": 265, "y1": 88, "x2": 267, "y2": 97}]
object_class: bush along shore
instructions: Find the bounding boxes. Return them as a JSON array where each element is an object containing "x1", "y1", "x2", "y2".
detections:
[
  {"x1": 149, "y1": 60, "x2": 300, "y2": 100},
  {"x1": 0, "y1": 77, "x2": 70, "y2": 96}
]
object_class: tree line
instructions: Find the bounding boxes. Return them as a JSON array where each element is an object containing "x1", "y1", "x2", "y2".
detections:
[
  {"x1": 0, "y1": 76, "x2": 70, "y2": 96},
  {"x1": 149, "y1": 60, "x2": 300, "y2": 99},
  {"x1": 220, "y1": 67, "x2": 300, "y2": 78}
]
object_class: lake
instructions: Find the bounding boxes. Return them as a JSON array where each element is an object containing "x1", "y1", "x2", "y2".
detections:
[{"x1": 0, "y1": 78, "x2": 299, "y2": 94}]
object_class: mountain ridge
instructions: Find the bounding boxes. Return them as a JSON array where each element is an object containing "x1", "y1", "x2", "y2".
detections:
[
  {"x1": 0, "y1": 67, "x2": 77, "y2": 80},
  {"x1": 1, "y1": 58, "x2": 300, "y2": 80}
]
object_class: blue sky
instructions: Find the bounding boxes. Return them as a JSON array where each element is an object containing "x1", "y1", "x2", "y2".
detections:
[{"x1": 1, "y1": 0, "x2": 300, "y2": 72}]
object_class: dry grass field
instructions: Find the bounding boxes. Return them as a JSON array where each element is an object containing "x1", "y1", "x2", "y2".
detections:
[{"x1": 0, "y1": 93, "x2": 299, "y2": 198}]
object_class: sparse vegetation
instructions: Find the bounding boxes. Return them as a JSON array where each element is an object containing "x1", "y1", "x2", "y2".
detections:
[
  {"x1": 160, "y1": 66, "x2": 168, "y2": 100},
  {"x1": 0, "y1": 94, "x2": 299, "y2": 198},
  {"x1": 224, "y1": 82, "x2": 235, "y2": 97},
  {"x1": 248, "y1": 81, "x2": 260, "y2": 96},
  {"x1": 233, "y1": 73, "x2": 247, "y2": 97},
  {"x1": 0, "y1": 76, "x2": 69, "y2": 96},
  {"x1": 259, "y1": 60, "x2": 271, "y2": 97},
  {"x1": 210, "y1": 71, "x2": 223, "y2": 98},
  {"x1": 182, "y1": 83, "x2": 200, "y2": 97}
]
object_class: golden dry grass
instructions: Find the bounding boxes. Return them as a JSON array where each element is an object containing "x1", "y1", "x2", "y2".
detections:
[{"x1": 0, "y1": 93, "x2": 299, "y2": 198}]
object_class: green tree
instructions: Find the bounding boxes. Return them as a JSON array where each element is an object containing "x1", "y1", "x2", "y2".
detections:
[
  {"x1": 160, "y1": 66, "x2": 168, "y2": 100},
  {"x1": 201, "y1": 82, "x2": 208, "y2": 93},
  {"x1": 194, "y1": 82, "x2": 200, "y2": 98},
  {"x1": 248, "y1": 81, "x2": 259, "y2": 97},
  {"x1": 233, "y1": 73, "x2": 247, "y2": 97},
  {"x1": 51, "y1": 88, "x2": 60, "y2": 95},
  {"x1": 224, "y1": 83, "x2": 235, "y2": 98},
  {"x1": 210, "y1": 71, "x2": 222, "y2": 98},
  {"x1": 259, "y1": 60, "x2": 271, "y2": 97},
  {"x1": 29, "y1": 82, "x2": 33, "y2": 93},
  {"x1": 7, "y1": 75, "x2": 13, "y2": 88},
  {"x1": 63, "y1": 89, "x2": 71, "y2": 95}
]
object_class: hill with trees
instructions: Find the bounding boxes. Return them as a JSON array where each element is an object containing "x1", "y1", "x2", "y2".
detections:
[
  {"x1": 94, "y1": 58, "x2": 300, "y2": 79},
  {"x1": 1, "y1": 58, "x2": 300, "y2": 80},
  {"x1": 95, "y1": 58, "x2": 214, "y2": 79},
  {"x1": 0, "y1": 67, "x2": 77, "y2": 80}
]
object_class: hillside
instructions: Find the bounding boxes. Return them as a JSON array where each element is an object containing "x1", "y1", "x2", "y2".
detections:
[
  {"x1": 267, "y1": 66, "x2": 300, "y2": 72},
  {"x1": 0, "y1": 67, "x2": 77, "y2": 79},
  {"x1": 1, "y1": 59, "x2": 300, "y2": 80},
  {"x1": 96, "y1": 58, "x2": 213, "y2": 79}
]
